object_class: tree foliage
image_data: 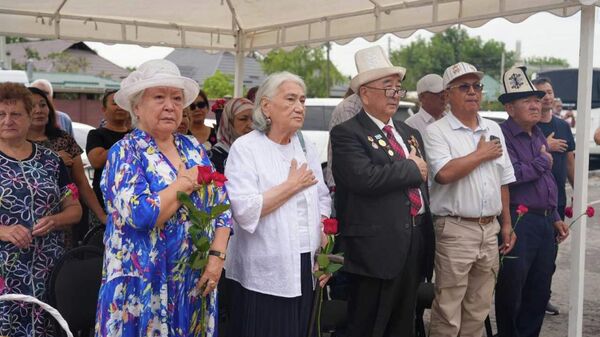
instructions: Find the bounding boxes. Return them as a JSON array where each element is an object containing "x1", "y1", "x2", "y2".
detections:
[
  {"x1": 46, "y1": 52, "x2": 90, "y2": 73},
  {"x1": 202, "y1": 70, "x2": 234, "y2": 98},
  {"x1": 260, "y1": 46, "x2": 346, "y2": 97},
  {"x1": 390, "y1": 27, "x2": 516, "y2": 90},
  {"x1": 524, "y1": 56, "x2": 569, "y2": 68}
]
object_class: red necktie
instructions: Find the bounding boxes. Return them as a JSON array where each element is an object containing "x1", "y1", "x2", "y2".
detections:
[{"x1": 383, "y1": 125, "x2": 422, "y2": 216}]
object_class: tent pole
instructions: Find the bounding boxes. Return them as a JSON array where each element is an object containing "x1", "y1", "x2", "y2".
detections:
[
  {"x1": 568, "y1": 5, "x2": 596, "y2": 337},
  {"x1": 234, "y1": 32, "x2": 244, "y2": 97}
]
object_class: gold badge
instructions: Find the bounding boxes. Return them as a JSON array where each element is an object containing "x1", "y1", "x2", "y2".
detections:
[
  {"x1": 378, "y1": 139, "x2": 387, "y2": 147},
  {"x1": 388, "y1": 150, "x2": 394, "y2": 156},
  {"x1": 367, "y1": 136, "x2": 374, "y2": 142}
]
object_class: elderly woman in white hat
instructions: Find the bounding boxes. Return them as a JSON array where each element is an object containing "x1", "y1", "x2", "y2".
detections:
[
  {"x1": 224, "y1": 71, "x2": 331, "y2": 337},
  {"x1": 94, "y1": 59, "x2": 233, "y2": 337}
]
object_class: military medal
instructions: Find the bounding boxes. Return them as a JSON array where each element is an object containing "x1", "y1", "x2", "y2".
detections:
[
  {"x1": 372, "y1": 143, "x2": 379, "y2": 149},
  {"x1": 378, "y1": 139, "x2": 387, "y2": 147},
  {"x1": 367, "y1": 136, "x2": 374, "y2": 142},
  {"x1": 388, "y1": 150, "x2": 394, "y2": 156},
  {"x1": 374, "y1": 134, "x2": 383, "y2": 140}
]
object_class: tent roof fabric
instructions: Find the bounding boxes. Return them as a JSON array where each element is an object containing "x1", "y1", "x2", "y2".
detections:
[{"x1": 0, "y1": 1, "x2": 595, "y2": 53}]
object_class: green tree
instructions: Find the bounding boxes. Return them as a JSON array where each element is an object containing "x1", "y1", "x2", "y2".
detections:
[
  {"x1": 46, "y1": 52, "x2": 89, "y2": 73},
  {"x1": 525, "y1": 56, "x2": 569, "y2": 68},
  {"x1": 390, "y1": 27, "x2": 516, "y2": 91},
  {"x1": 203, "y1": 70, "x2": 234, "y2": 98},
  {"x1": 261, "y1": 46, "x2": 346, "y2": 97}
]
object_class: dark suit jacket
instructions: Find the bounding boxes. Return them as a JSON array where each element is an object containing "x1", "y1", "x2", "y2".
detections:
[{"x1": 331, "y1": 110, "x2": 434, "y2": 280}]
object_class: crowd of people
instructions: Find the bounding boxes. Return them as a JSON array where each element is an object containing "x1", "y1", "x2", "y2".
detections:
[{"x1": 0, "y1": 44, "x2": 577, "y2": 337}]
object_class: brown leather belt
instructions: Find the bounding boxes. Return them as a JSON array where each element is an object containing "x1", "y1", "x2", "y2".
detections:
[{"x1": 448, "y1": 215, "x2": 495, "y2": 225}]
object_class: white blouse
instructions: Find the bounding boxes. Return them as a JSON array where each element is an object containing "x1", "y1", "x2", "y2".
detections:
[{"x1": 224, "y1": 130, "x2": 331, "y2": 297}]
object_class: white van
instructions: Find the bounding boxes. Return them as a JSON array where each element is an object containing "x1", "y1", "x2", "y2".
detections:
[
  {"x1": 0, "y1": 70, "x2": 29, "y2": 85},
  {"x1": 302, "y1": 97, "x2": 416, "y2": 165}
]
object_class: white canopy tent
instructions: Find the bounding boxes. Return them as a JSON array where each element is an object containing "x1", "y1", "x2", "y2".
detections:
[{"x1": 0, "y1": 0, "x2": 598, "y2": 335}]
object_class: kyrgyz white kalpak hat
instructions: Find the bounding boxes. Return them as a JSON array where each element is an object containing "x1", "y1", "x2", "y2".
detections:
[
  {"x1": 498, "y1": 66, "x2": 546, "y2": 104},
  {"x1": 115, "y1": 59, "x2": 199, "y2": 112},
  {"x1": 350, "y1": 46, "x2": 406, "y2": 92},
  {"x1": 416, "y1": 74, "x2": 444, "y2": 94},
  {"x1": 442, "y1": 62, "x2": 484, "y2": 89}
]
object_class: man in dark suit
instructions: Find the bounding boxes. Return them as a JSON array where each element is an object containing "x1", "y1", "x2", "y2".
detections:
[{"x1": 331, "y1": 45, "x2": 434, "y2": 337}]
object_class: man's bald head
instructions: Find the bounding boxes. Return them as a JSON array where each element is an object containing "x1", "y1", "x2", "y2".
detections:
[{"x1": 30, "y1": 79, "x2": 53, "y2": 101}]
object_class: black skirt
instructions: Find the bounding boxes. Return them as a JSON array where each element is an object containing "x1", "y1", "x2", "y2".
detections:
[{"x1": 228, "y1": 253, "x2": 316, "y2": 337}]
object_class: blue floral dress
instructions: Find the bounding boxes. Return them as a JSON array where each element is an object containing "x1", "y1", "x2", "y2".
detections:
[
  {"x1": 0, "y1": 143, "x2": 70, "y2": 337},
  {"x1": 95, "y1": 129, "x2": 232, "y2": 337}
]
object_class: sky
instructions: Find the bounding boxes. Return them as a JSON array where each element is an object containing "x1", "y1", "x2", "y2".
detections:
[{"x1": 86, "y1": 11, "x2": 600, "y2": 78}]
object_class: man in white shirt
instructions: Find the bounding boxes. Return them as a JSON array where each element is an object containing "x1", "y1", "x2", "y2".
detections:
[
  {"x1": 324, "y1": 93, "x2": 362, "y2": 187},
  {"x1": 424, "y1": 62, "x2": 516, "y2": 337},
  {"x1": 405, "y1": 74, "x2": 446, "y2": 136},
  {"x1": 31, "y1": 79, "x2": 74, "y2": 136}
]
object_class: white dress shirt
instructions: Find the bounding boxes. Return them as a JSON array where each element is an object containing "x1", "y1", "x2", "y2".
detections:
[
  {"x1": 224, "y1": 130, "x2": 331, "y2": 297},
  {"x1": 405, "y1": 107, "x2": 445, "y2": 137},
  {"x1": 364, "y1": 110, "x2": 425, "y2": 215},
  {"x1": 424, "y1": 112, "x2": 515, "y2": 217}
]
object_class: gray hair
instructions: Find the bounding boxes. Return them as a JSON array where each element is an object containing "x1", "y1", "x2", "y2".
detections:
[
  {"x1": 253, "y1": 71, "x2": 306, "y2": 133},
  {"x1": 128, "y1": 90, "x2": 145, "y2": 128}
]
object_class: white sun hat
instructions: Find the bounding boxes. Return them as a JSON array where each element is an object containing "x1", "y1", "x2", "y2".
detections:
[
  {"x1": 350, "y1": 45, "x2": 406, "y2": 92},
  {"x1": 114, "y1": 59, "x2": 199, "y2": 112}
]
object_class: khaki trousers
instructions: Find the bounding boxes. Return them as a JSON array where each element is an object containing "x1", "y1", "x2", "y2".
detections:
[{"x1": 429, "y1": 216, "x2": 500, "y2": 337}]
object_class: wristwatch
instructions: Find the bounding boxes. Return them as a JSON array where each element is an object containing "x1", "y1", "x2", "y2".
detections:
[{"x1": 208, "y1": 250, "x2": 226, "y2": 261}]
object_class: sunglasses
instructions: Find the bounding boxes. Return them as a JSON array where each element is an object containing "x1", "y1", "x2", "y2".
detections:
[
  {"x1": 190, "y1": 101, "x2": 208, "y2": 110},
  {"x1": 448, "y1": 83, "x2": 484, "y2": 93}
]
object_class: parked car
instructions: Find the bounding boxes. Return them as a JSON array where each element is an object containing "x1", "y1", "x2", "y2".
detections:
[
  {"x1": 72, "y1": 122, "x2": 95, "y2": 181},
  {"x1": 0, "y1": 69, "x2": 29, "y2": 85},
  {"x1": 302, "y1": 98, "x2": 416, "y2": 164}
]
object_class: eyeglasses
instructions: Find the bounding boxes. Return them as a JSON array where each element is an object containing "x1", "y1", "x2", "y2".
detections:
[
  {"x1": 363, "y1": 86, "x2": 407, "y2": 98},
  {"x1": 190, "y1": 101, "x2": 208, "y2": 110},
  {"x1": 448, "y1": 83, "x2": 484, "y2": 93}
]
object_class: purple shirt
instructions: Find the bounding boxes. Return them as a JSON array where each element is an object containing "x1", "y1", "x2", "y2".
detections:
[{"x1": 500, "y1": 117, "x2": 560, "y2": 222}]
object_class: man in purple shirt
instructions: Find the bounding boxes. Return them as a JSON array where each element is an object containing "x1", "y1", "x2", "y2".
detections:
[{"x1": 496, "y1": 67, "x2": 569, "y2": 337}]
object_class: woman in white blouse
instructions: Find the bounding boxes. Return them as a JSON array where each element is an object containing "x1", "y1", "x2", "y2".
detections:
[{"x1": 224, "y1": 72, "x2": 332, "y2": 337}]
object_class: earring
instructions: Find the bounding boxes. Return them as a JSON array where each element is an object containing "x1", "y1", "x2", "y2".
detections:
[{"x1": 266, "y1": 117, "x2": 272, "y2": 125}]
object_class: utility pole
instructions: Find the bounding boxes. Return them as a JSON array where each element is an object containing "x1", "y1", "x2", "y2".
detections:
[
  {"x1": 500, "y1": 52, "x2": 505, "y2": 80},
  {"x1": 0, "y1": 36, "x2": 7, "y2": 69},
  {"x1": 326, "y1": 42, "x2": 331, "y2": 97}
]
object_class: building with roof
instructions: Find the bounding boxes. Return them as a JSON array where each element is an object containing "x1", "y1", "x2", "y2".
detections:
[
  {"x1": 165, "y1": 48, "x2": 265, "y2": 91},
  {"x1": 7, "y1": 40, "x2": 129, "y2": 81},
  {"x1": 31, "y1": 71, "x2": 121, "y2": 127}
]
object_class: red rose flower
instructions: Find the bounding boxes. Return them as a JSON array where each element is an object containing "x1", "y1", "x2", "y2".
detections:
[
  {"x1": 516, "y1": 204, "x2": 528, "y2": 216},
  {"x1": 586, "y1": 206, "x2": 595, "y2": 218},
  {"x1": 211, "y1": 99, "x2": 226, "y2": 112},
  {"x1": 66, "y1": 183, "x2": 79, "y2": 200},
  {"x1": 197, "y1": 166, "x2": 213, "y2": 185},
  {"x1": 564, "y1": 206, "x2": 573, "y2": 218},
  {"x1": 211, "y1": 172, "x2": 228, "y2": 187},
  {"x1": 323, "y1": 218, "x2": 338, "y2": 235}
]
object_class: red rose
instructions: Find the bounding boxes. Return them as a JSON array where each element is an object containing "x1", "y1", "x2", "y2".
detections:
[
  {"x1": 67, "y1": 183, "x2": 79, "y2": 200},
  {"x1": 211, "y1": 172, "x2": 228, "y2": 187},
  {"x1": 586, "y1": 206, "x2": 595, "y2": 218},
  {"x1": 197, "y1": 166, "x2": 213, "y2": 185},
  {"x1": 516, "y1": 204, "x2": 528, "y2": 216},
  {"x1": 564, "y1": 206, "x2": 573, "y2": 218},
  {"x1": 323, "y1": 218, "x2": 338, "y2": 235}
]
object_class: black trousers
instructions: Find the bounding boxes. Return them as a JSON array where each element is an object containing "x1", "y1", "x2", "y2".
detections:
[
  {"x1": 228, "y1": 253, "x2": 315, "y2": 337},
  {"x1": 346, "y1": 224, "x2": 424, "y2": 337},
  {"x1": 495, "y1": 210, "x2": 556, "y2": 337}
]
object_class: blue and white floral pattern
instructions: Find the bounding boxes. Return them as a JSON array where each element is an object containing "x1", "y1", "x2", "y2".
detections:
[
  {"x1": 95, "y1": 129, "x2": 232, "y2": 337},
  {"x1": 0, "y1": 143, "x2": 69, "y2": 337}
]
